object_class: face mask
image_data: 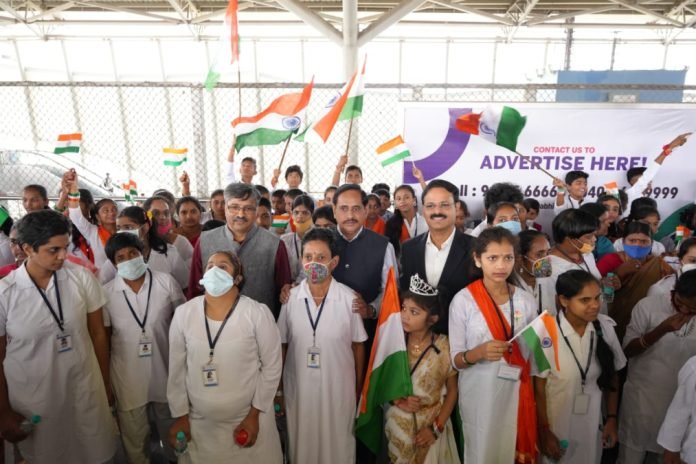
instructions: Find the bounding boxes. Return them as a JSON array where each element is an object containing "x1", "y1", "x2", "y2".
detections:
[
  {"x1": 117, "y1": 256, "x2": 148, "y2": 281},
  {"x1": 682, "y1": 263, "x2": 696, "y2": 275},
  {"x1": 497, "y1": 220, "x2": 522, "y2": 235},
  {"x1": 572, "y1": 239, "x2": 595, "y2": 255},
  {"x1": 119, "y1": 227, "x2": 140, "y2": 237},
  {"x1": 303, "y1": 261, "x2": 330, "y2": 284},
  {"x1": 526, "y1": 219, "x2": 535, "y2": 228},
  {"x1": 199, "y1": 266, "x2": 235, "y2": 297},
  {"x1": 526, "y1": 255, "x2": 552, "y2": 278},
  {"x1": 157, "y1": 223, "x2": 172, "y2": 236},
  {"x1": 624, "y1": 243, "x2": 652, "y2": 260},
  {"x1": 294, "y1": 220, "x2": 313, "y2": 235}
]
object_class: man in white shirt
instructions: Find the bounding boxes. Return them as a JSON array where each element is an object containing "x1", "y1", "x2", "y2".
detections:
[{"x1": 553, "y1": 170, "x2": 588, "y2": 214}]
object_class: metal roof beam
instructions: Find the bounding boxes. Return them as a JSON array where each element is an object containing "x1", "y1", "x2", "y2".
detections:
[
  {"x1": 524, "y1": 6, "x2": 616, "y2": 24},
  {"x1": 272, "y1": 0, "x2": 342, "y2": 44},
  {"x1": 0, "y1": 0, "x2": 45, "y2": 37},
  {"x1": 667, "y1": 0, "x2": 694, "y2": 16},
  {"x1": 608, "y1": 0, "x2": 684, "y2": 25},
  {"x1": 427, "y1": 0, "x2": 514, "y2": 25},
  {"x1": 72, "y1": 1, "x2": 182, "y2": 22},
  {"x1": 26, "y1": 2, "x2": 75, "y2": 22},
  {"x1": 504, "y1": 0, "x2": 541, "y2": 40},
  {"x1": 357, "y1": 0, "x2": 425, "y2": 46}
]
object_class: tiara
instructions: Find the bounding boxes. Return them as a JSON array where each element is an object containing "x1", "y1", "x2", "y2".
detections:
[{"x1": 409, "y1": 274, "x2": 439, "y2": 296}]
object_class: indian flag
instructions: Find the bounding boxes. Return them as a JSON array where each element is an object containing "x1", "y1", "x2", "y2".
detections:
[
  {"x1": 272, "y1": 214, "x2": 289, "y2": 229},
  {"x1": 605, "y1": 181, "x2": 620, "y2": 198},
  {"x1": 204, "y1": 0, "x2": 239, "y2": 91},
  {"x1": 163, "y1": 148, "x2": 188, "y2": 167},
  {"x1": 301, "y1": 57, "x2": 366, "y2": 144},
  {"x1": 355, "y1": 267, "x2": 413, "y2": 454},
  {"x1": 376, "y1": 136, "x2": 411, "y2": 167},
  {"x1": 512, "y1": 310, "x2": 560, "y2": 374},
  {"x1": 122, "y1": 180, "x2": 137, "y2": 202},
  {"x1": 231, "y1": 80, "x2": 313, "y2": 152},
  {"x1": 455, "y1": 106, "x2": 527, "y2": 152},
  {"x1": 54, "y1": 133, "x2": 82, "y2": 154}
]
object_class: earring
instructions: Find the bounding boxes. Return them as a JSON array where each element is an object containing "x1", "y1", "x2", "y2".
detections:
[{"x1": 475, "y1": 262, "x2": 481, "y2": 268}]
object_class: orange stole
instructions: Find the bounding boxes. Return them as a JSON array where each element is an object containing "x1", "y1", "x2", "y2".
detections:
[
  {"x1": 368, "y1": 217, "x2": 386, "y2": 235},
  {"x1": 97, "y1": 226, "x2": 112, "y2": 246},
  {"x1": 467, "y1": 279, "x2": 538, "y2": 464}
]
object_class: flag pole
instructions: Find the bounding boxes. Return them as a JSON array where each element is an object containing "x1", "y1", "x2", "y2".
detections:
[
  {"x1": 513, "y1": 150, "x2": 557, "y2": 180},
  {"x1": 276, "y1": 136, "x2": 292, "y2": 173},
  {"x1": 230, "y1": 66, "x2": 243, "y2": 158},
  {"x1": 344, "y1": 117, "x2": 355, "y2": 165}
]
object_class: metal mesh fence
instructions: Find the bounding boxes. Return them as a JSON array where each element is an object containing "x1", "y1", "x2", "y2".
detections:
[{"x1": 2, "y1": 81, "x2": 696, "y2": 216}]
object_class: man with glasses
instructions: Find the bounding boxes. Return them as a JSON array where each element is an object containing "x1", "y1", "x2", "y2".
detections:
[
  {"x1": 399, "y1": 179, "x2": 475, "y2": 334},
  {"x1": 187, "y1": 183, "x2": 291, "y2": 317}
]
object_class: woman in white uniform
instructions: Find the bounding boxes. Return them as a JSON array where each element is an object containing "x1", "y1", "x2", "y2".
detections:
[
  {"x1": 0, "y1": 210, "x2": 116, "y2": 463},
  {"x1": 167, "y1": 250, "x2": 283, "y2": 463},
  {"x1": 648, "y1": 237, "x2": 696, "y2": 296},
  {"x1": 449, "y1": 227, "x2": 538, "y2": 464},
  {"x1": 534, "y1": 270, "x2": 626, "y2": 463},
  {"x1": 514, "y1": 229, "x2": 552, "y2": 315},
  {"x1": 102, "y1": 232, "x2": 185, "y2": 464},
  {"x1": 277, "y1": 227, "x2": 367, "y2": 464},
  {"x1": 143, "y1": 196, "x2": 194, "y2": 266},
  {"x1": 658, "y1": 355, "x2": 696, "y2": 464},
  {"x1": 0, "y1": 207, "x2": 14, "y2": 267},
  {"x1": 281, "y1": 195, "x2": 316, "y2": 283},
  {"x1": 618, "y1": 269, "x2": 696, "y2": 463}
]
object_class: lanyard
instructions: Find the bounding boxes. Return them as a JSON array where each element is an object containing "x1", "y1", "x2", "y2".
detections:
[
  {"x1": 557, "y1": 312, "x2": 595, "y2": 390},
  {"x1": 304, "y1": 288, "x2": 329, "y2": 346},
  {"x1": 293, "y1": 234, "x2": 300, "y2": 260},
  {"x1": 122, "y1": 269, "x2": 153, "y2": 335},
  {"x1": 485, "y1": 283, "x2": 515, "y2": 341},
  {"x1": 28, "y1": 269, "x2": 65, "y2": 332},
  {"x1": 555, "y1": 246, "x2": 591, "y2": 274},
  {"x1": 203, "y1": 294, "x2": 240, "y2": 363},
  {"x1": 537, "y1": 285, "x2": 543, "y2": 315}
]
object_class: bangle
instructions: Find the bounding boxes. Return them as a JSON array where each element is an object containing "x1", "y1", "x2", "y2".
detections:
[
  {"x1": 68, "y1": 191, "x2": 80, "y2": 198},
  {"x1": 53, "y1": 206, "x2": 66, "y2": 213},
  {"x1": 606, "y1": 414, "x2": 618, "y2": 419},
  {"x1": 462, "y1": 351, "x2": 475, "y2": 366},
  {"x1": 639, "y1": 334, "x2": 650, "y2": 349},
  {"x1": 433, "y1": 418, "x2": 444, "y2": 433},
  {"x1": 431, "y1": 422, "x2": 441, "y2": 439},
  {"x1": 662, "y1": 144, "x2": 673, "y2": 156},
  {"x1": 557, "y1": 187, "x2": 566, "y2": 193}
]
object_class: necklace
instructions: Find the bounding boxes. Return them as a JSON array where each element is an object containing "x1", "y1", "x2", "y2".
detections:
[{"x1": 408, "y1": 332, "x2": 431, "y2": 355}]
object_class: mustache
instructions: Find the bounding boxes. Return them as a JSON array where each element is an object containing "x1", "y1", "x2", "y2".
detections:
[{"x1": 429, "y1": 214, "x2": 447, "y2": 220}]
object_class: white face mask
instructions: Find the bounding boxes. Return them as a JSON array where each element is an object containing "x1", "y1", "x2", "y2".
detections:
[
  {"x1": 199, "y1": 266, "x2": 235, "y2": 297},
  {"x1": 682, "y1": 263, "x2": 696, "y2": 275},
  {"x1": 119, "y1": 227, "x2": 141, "y2": 237}
]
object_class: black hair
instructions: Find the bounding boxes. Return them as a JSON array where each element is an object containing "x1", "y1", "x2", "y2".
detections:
[
  {"x1": 366, "y1": 193, "x2": 381, "y2": 207},
  {"x1": 104, "y1": 232, "x2": 145, "y2": 264},
  {"x1": 258, "y1": 197, "x2": 272, "y2": 210},
  {"x1": 374, "y1": 188, "x2": 390, "y2": 199},
  {"x1": 679, "y1": 237, "x2": 696, "y2": 260},
  {"x1": 385, "y1": 185, "x2": 416, "y2": 256},
  {"x1": 241, "y1": 156, "x2": 256, "y2": 166},
  {"x1": 292, "y1": 194, "x2": 315, "y2": 213},
  {"x1": 555, "y1": 269, "x2": 615, "y2": 391},
  {"x1": 598, "y1": 194, "x2": 623, "y2": 240},
  {"x1": 324, "y1": 186, "x2": 338, "y2": 195},
  {"x1": 486, "y1": 201, "x2": 518, "y2": 225},
  {"x1": 302, "y1": 226, "x2": 339, "y2": 257},
  {"x1": 94, "y1": 198, "x2": 117, "y2": 218},
  {"x1": 421, "y1": 179, "x2": 459, "y2": 204},
  {"x1": 207, "y1": 250, "x2": 245, "y2": 290},
  {"x1": 676, "y1": 270, "x2": 696, "y2": 299},
  {"x1": 151, "y1": 189, "x2": 177, "y2": 211},
  {"x1": 456, "y1": 199, "x2": 469, "y2": 217},
  {"x1": 598, "y1": 194, "x2": 622, "y2": 214},
  {"x1": 333, "y1": 184, "x2": 368, "y2": 206},
  {"x1": 272, "y1": 189, "x2": 287, "y2": 199},
  {"x1": 312, "y1": 205, "x2": 336, "y2": 225},
  {"x1": 210, "y1": 188, "x2": 225, "y2": 199},
  {"x1": 16, "y1": 210, "x2": 71, "y2": 251},
  {"x1": 518, "y1": 229, "x2": 547, "y2": 257},
  {"x1": 0, "y1": 207, "x2": 13, "y2": 236},
  {"x1": 622, "y1": 220, "x2": 652, "y2": 240},
  {"x1": 345, "y1": 165, "x2": 363, "y2": 177},
  {"x1": 79, "y1": 189, "x2": 96, "y2": 221},
  {"x1": 23, "y1": 184, "x2": 48, "y2": 201},
  {"x1": 201, "y1": 219, "x2": 225, "y2": 231},
  {"x1": 142, "y1": 195, "x2": 171, "y2": 214},
  {"x1": 372, "y1": 183, "x2": 390, "y2": 194},
  {"x1": 483, "y1": 182, "x2": 524, "y2": 210},
  {"x1": 471, "y1": 227, "x2": 518, "y2": 281},
  {"x1": 285, "y1": 165, "x2": 303, "y2": 180},
  {"x1": 565, "y1": 170, "x2": 589, "y2": 185},
  {"x1": 628, "y1": 206, "x2": 660, "y2": 223},
  {"x1": 680, "y1": 204, "x2": 696, "y2": 229},
  {"x1": 285, "y1": 188, "x2": 305, "y2": 200},
  {"x1": 254, "y1": 185, "x2": 269, "y2": 197},
  {"x1": 523, "y1": 198, "x2": 540, "y2": 213},
  {"x1": 579, "y1": 202, "x2": 608, "y2": 220},
  {"x1": 628, "y1": 197, "x2": 657, "y2": 217},
  {"x1": 552, "y1": 209, "x2": 598, "y2": 244},
  {"x1": 176, "y1": 196, "x2": 204, "y2": 215},
  {"x1": 119, "y1": 206, "x2": 168, "y2": 255},
  {"x1": 400, "y1": 289, "x2": 443, "y2": 331},
  {"x1": 224, "y1": 183, "x2": 260, "y2": 205},
  {"x1": 626, "y1": 167, "x2": 647, "y2": 183}
]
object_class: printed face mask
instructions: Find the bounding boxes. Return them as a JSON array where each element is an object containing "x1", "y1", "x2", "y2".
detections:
[
  {"x1": 303, "y1": 261, "x2": 330, "y2": 284},
  {"x1": 526, "y1": 255, "x2": 552, "y2": 278},
  {"x1": 199, "y1": 266, "x2": 235, "y2": 297},
  {"x1": 117, "y1": 255, "x2": 148, "y2": 281}
]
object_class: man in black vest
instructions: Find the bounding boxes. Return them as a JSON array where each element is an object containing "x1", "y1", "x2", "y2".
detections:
[{"x1": 400, "y1": 179, "x2": 475, "y2": 334}]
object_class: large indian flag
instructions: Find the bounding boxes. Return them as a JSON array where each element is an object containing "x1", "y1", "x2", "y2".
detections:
[
  {"x1": 355, "y1": 267, "x2": 412, "y2": 454},
  {"x1": 204, "y1": 0, "x2": 239, "y2": 91},
  {"x1": 512, "y1": 310, "x2": 560, "y2": 374},
  {"x1": 54, "y1": 133, "x2": 82, "y2": 154},
  {"x1": 231, "y1": 80, "x2": 313, "y2": 152},
  {"x1": 301, "y1": 57, "x2": 366, "y2": 144},
  {"x1": 455, "y1": 106, "x2": 527, "y2": 152}
]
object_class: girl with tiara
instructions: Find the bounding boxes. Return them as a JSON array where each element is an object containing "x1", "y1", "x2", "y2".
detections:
[{"x1": 384, "y1": 274, "x2": 460, "y2": 464}]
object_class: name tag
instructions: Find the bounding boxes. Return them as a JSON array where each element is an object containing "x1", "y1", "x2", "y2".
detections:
[
  {"x1": 497, "y1": 363, "x2": 521, "y2": 381},
  {"x1": 56, "y1": 333, "x2": 73, "y2": 353},
  {"x1": 138, "y1": 339, "x2": 153, "y2": 357},
  {"x1": 573, "y1": 393, "x2": 590, "y2": 415},
  {"x1": 307, "y1": 346, "x2": 321, "y2": 369},
  {"x1": 202, "y1": 364, "x2": 219, "y2": 387}
]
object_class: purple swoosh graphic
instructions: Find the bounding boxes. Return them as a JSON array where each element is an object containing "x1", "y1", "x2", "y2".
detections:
[{"x1": 403, "y1": 108, "x2": 471, "y2": 183}]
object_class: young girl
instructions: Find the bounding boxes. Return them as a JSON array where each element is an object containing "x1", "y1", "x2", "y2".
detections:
[
  {"x1": 385, "y1": 185, "x2": 428, "y2": 256},
  {"x1": 385, "y1": 274, "x2": 459, "y2": 464},
  {"x1": 534, "y1": 270, "x2": 625, "y2": 464},
  {"x1": 449, "y1": 227, "x2": 538, "y2": 464}
]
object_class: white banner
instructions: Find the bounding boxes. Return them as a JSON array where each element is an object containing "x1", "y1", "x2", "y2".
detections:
[{"x1": 401, "y1": 104, "x2": 696, "y2": 232}]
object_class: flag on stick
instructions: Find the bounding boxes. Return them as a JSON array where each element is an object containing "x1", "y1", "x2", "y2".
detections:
[
  {"x1": 456, "y1": 106, "x2": 527, "y2": 152},
  {"x1": 376, "y1": 136, "x2": 411, "y2": 167},
  {"x1": 54, "y1": 133, "x2": 82, "y2": 154},
  {"x1": 272, "y1": 214, "x2": 290, "y2": 229},
  {"x1": 163, "y1": 148, "x2": 188, "y2": 167},
  {"x1": 121, "y1": 180, "x2": 138, "y2": 202},
  {"x1": 604, "y1": 181, "x2": 620, "y2": 198},
  {"x1": 355, "y1": 267, "x2": 413, "y2": 454},
  {"x1": 205, "y1": 0, "x2": 240, "y2": 91},
  {"x1": 511, "y1": 310, "x2": 560, "y2": 374}
]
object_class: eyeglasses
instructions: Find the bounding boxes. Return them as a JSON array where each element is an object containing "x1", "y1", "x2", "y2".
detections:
[
  {"x1": 423, "y1": 202, "x2": 453, "y2": 211},
  {"x1": 227, "y1": 205, "x2": 257, "y2": 214}
]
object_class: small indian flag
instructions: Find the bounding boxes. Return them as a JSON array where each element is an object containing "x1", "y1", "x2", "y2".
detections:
[
  {"x1": 605, "y1": 181, "x2": 620, "y2": 198},
  {"x1": 54, "y1": 133, "x2": 82, "y2": 154},
  {"x1": 122, "y1": 180, "x2": 137, "y2": 202},
  {"x1": 272, "y1": 214, "x2": 290, "y2": 229},
  {"x1": 455, "y1": 106, "x2": 527, "y2": 152},
  {"x1": 163, "y1": 148, "x2": 188, "y2": 167},
  {"x1": 376, "y1": 136, "x2": 411, "y2": 167},
  {"x1": 512, "y1": 310, "x2": 560, "y2": 374}
]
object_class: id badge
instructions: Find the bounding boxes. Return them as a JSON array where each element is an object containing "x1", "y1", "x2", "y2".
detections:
[
  {"x1": 138, "y1": 338, "x2": 153, "y2": 357},
  {"x1": 56, "y1": 333, "x2": 73, "y2": 353},
  {"x1": 307, "y1": 347, "x2": 321, "y2": 369},
  {"x1": 202, "y1": 364, "x2": 219, "y2": 387},
  {"x1": 497, "y1": 363, "x2": 521, "y2": 381},
  {"x1": 573, "y1": 393, "x2": 590, "y2": 415}
]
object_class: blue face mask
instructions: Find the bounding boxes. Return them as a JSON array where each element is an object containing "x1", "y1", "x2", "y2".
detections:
[
  {"x1": 199, "y1": 266, "x2": 235, "y2": 297},
  {"x1": 624, "y1": 243, "x2": 652, "y2": 260},
  {"x1": 497, "y1": 220, "x2": 522, "y2": 236},
  {"x1": 117, "y1": 255, "x2": 148, "y2": 281}
]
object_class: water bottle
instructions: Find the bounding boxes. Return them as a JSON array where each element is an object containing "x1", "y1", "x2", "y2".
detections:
[
  {"x1": 553, "y1": 439, "x2": 569, "y2": 462},
  {"x1": 174, "y1": 431, "x2": 188, "y2": 456},
  {"x1": 19, "y1": 415, "x2": 41, "y2": 434},
  {"x1": 603, "y1": 273, "x2": 615, "y2": 304}
]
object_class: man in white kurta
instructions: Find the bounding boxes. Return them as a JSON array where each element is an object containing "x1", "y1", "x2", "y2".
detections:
[
  {"x1": 167, "y1": 294, "x2": 283, "y2": 463},
  {"x1": 278, "y1": 278, "x2": 367, "y2": 464},
  {"x1": 448, "y1": 286, "x2": 537, "y2": 464},
  {"x1": 0, "y1": 262, "x2": 116, "y2": 463},
  {"x1": 657, "y1": 355, "x2": 696, "y2": 463},
  {"x1": 103, "y1": 268, "x2": 185, "y2": 463},
  {"x1": 619, "y1": 293, "x2": 696, "y2": 462}
]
